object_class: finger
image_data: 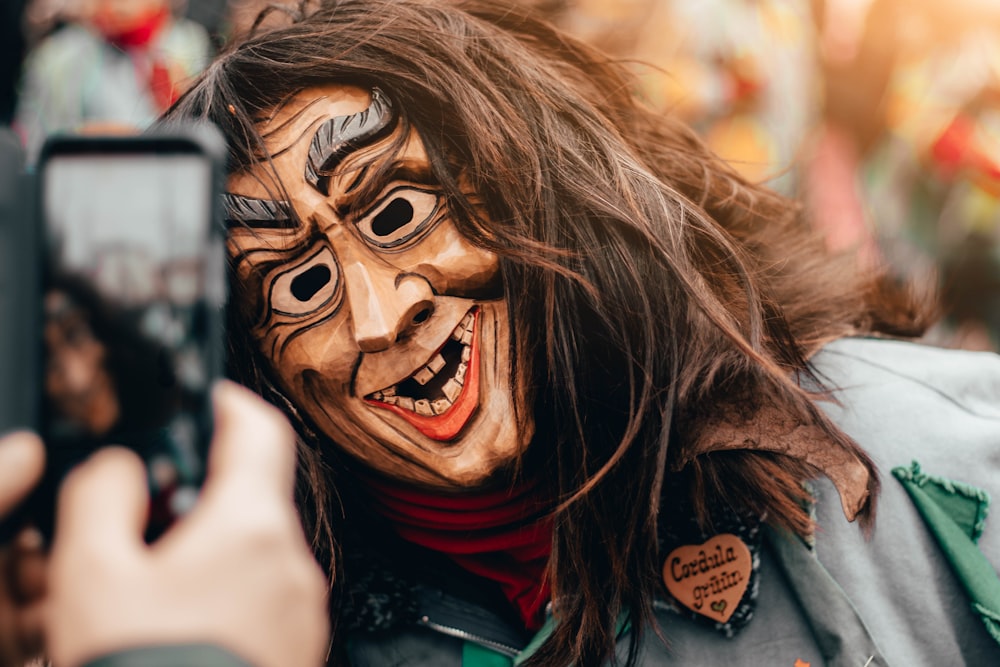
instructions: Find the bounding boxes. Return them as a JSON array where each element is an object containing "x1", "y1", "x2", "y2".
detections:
[
  {"x1": 52, "y1": 448, "x2": 148, "y2": 556},
  {"x1": 206, "y1": 381, "x2": 298, "y2": 500},
  {"x1": 13, "y1": 599, "x2": 46, "y2": 660},
  {"x1": 0, "y1": 598, "x2": 45, "y2": 667},
  {"x1": 0, "y1": 433, "x2": 45, "y2": 517},
  {"x1": 9, "y1": 529, "x2": 46, "y2": 604}
]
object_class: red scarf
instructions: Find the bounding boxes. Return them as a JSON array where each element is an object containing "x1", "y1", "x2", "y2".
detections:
[
  {"x1": 93, "y1": 6, "x2": 171, "y2": 50},
  {"x1": 93, "y1": 6, "x2": 177, "y2": 110},
  {"x1": 363, "y1": 476, "x2": 553, "y2": 630}
]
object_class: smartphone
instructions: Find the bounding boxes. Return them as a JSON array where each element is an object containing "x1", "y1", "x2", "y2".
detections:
[
  {"x1": 0, "y1": 128, "x2": 36, "y2": 437},
  {"x1": 29, "y1": 126, "x2": 227, "y2": 541}
]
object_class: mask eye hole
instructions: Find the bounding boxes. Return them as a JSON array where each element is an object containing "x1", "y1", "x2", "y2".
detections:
[
  {"x1": 356, "y1": 186, "x2": 442, "y2": 249},
  {"x1": 291, "y1": 264, "x2": 331, "y2": 302},
  {"x1": 372, "y1": 198, "x2": 414, "y2": 237},
  {"x1": 269, "y1": 247, "x2": 341, "y2": 317}
]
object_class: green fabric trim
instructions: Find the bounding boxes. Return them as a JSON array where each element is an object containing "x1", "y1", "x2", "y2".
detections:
[
  {"x1": 893, "y1": 461, "x2": 1000, "y2": 646},
  {"x1": 462, "y1": 641, "x2": 514, "y2": 667},
  {"x1": 974, "y1": 602, "x2": 1000, "y2": 644},
  {"x1": 512, "y1": 614, "x2": 556, "y2": 666},
  {"x1": 509, "y1": 609, "x2": 630, "y2": 666},
  {"x1": 892, "y1": 461, "x2": 991, "y2": 542}
]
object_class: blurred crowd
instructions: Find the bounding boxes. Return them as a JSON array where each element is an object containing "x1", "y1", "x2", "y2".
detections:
[
  {"x1": 5, "y1": 0, "x2": 1000, "y2": 350},
  {"x1": 2, "y1": 0, "x2": 281, "y2": 162},
  {"x1": 536, "y1": 0, "x2": 1000, "y2": 351}
]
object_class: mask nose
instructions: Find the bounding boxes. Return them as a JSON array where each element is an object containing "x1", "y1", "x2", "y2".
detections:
[{"x1": 343, "y1": 259, "x2": 435, "y2": 353}]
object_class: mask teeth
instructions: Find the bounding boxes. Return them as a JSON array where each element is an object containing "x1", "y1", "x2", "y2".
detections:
[
  {"x1": 398, "y1": 310, "x2": 473, "y2": 389},
  {"x1": 369, "y1": 310, "x2": 476, "y2": 415},
  {"x1": 451, "y1": 313, "x2": 474, "y2": 344},
  {"x1": 372, "y1": 350, "x2": 470, "y2": 415},
  {"x1": 413, "y1": 353, "x2": 446, "y2": 386},
  {"x1": 407, "y1": 397, "x2": 457, "y2": 417},
  {"x1": 371, "y1": 385, "x2": 397, "y2": 402}
]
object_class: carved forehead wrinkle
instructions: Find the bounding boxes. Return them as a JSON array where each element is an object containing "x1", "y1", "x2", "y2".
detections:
[
  {"x1": 226, "y1": 86, "x2": 391, "y2": 229},
  {"x1": 247, "y1": 85, "x2": 373, "y2": 173},
  {"x1": 260, "y1": 95, "x2": 327, "y2": 160}
]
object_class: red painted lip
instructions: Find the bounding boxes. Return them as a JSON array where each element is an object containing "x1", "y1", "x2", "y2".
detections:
[{"x1": 364, "y1": 308, "x2": 481, "y2": 442}]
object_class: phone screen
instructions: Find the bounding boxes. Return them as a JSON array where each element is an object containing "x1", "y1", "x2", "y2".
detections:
[{"x1": 37, "y1": 134, "x2": 226, "y2": 539}]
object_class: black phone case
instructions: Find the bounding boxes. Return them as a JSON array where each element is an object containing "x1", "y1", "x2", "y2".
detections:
[
  {"x1": 0, "y1": 128, "x2": 39, "y2": 436},
  {"x1": 1, "y1": 124, "x2": 228, "y2": 544}
]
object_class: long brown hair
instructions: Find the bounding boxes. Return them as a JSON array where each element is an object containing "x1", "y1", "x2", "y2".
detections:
[{"x1": 164, "y1": 1, "x2": 929, "y2": 664}]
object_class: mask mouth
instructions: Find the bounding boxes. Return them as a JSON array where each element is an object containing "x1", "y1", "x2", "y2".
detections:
[{"x1": 364, "y1": 307, "x2": 480, "y2": 441}]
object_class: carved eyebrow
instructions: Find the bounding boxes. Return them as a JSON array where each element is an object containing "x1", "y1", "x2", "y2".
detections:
[
  {"x1": 306, "y1": 87, "x2": 397, "y2": 195},
  {"x1": 223, "y1": 193, "x2": 296, "y2": 229}
]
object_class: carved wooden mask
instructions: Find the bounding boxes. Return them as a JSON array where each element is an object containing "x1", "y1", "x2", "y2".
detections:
[{"x1": 225, "y1": 85, "x2": 533, "y2": 489}]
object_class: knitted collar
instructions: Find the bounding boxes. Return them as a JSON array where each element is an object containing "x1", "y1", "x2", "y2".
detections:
[
  {"x1": 360, "y1": 476, "x2": 553, "y2": 630},
  {"x1": 341, "y1": 479, "x2": 767, "y2": 640}
]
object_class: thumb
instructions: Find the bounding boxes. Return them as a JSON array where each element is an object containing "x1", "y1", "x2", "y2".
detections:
[
  {"x1": 205, "y1": 381, "x2": 298, "y2": 501},
  {"x1": 52, "y1": 447, "x2": 149, "y2": 556}
]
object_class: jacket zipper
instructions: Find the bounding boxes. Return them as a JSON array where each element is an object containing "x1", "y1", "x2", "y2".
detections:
[{"x1": 417, "y1": 615, "x2": 521, "y2": 657}]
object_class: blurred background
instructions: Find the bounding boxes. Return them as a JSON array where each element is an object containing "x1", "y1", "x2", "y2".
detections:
[{"x1": 5, "y1": 0, "x2": 1000, "y2": 350}]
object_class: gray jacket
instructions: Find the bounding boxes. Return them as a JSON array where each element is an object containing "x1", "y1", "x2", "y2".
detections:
[{"x1": 348, "y1": 338, "x2": 1000, "y2": 666}]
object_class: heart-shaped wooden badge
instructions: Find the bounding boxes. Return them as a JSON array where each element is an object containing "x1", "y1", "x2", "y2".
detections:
[{"x1": 662, "y1": 533, "x2": 751, "y2": 623}]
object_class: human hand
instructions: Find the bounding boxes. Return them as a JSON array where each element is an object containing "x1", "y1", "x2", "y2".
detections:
[
  {"x1": 45, "y1": 381, "x2": 330, "y2": 667},
  {"x1": 0, "y1": 432, "x2": 47, "y2": 667}
]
